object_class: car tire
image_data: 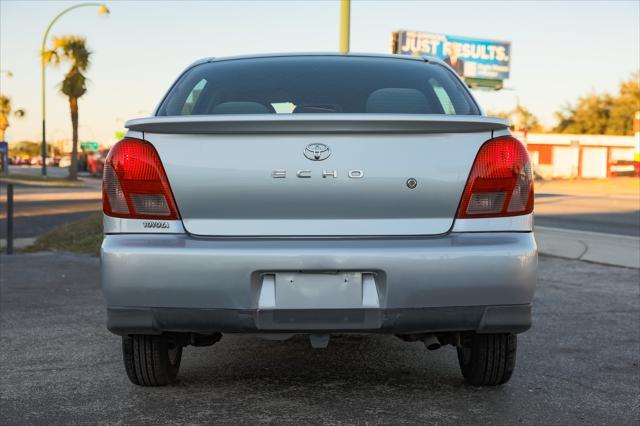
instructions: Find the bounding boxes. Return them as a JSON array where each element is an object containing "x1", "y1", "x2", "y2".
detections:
[
  {"x1": 122, "y1": 335, "x2": 182, "y2": 386},
  {"x1": 457, "y1": 333, "x2": 517, "y2": 386}
]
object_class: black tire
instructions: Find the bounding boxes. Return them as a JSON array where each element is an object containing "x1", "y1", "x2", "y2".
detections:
[
  {"x1": 122, "y1": 335, "x2": 182, "y2": 386},
  {"x1": 457, "y1": 333, "x2": 517, "y2": 386}
]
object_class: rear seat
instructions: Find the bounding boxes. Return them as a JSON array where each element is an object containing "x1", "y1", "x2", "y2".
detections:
[
  {"x1": 366, "y1": 88, "x2": 430, "y2": 113},
  {"x1": 211, "y1": 102, "x2": 273, "y2": 114}
]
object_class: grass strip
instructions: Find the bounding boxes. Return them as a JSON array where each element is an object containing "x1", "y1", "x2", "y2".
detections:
[
  {"x1": 22, "y1": 213, "x2": 103, "y2": 255},
  {"x1": 0, "y1": 173, "x2": 84, "y2": 187}
]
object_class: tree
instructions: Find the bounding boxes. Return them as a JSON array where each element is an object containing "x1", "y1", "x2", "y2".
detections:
[
  {"x1": 43, "y1": 35, "x2": 92, "y2": 180},
  {"x1": 510, "y1": 104, "x2": 542, "y2": 132},
  {"x1": 608, "y1": 71, "x2": 640, "y2": 135},
  {"x1": 0, "y1": 95, "x2": 26, "y2": 142},
  {"x1": 488, "y1": 104, "x2": 543, "y2": 132},
  {"x1": 486, "y1": 109, "x2": 510, "y2": 120},
  {"x1": 9, "y1": 141, "x2": 60, "y2": 158},
  {"x1": 554, "y1": 72, "x2": 640, "y2": 135},
  {"x1": 554, "y1": 94, "x2": 614, "y2": 134},
  {"x1": 0, "y1": 95, "x2": 10, "y2": 142}
]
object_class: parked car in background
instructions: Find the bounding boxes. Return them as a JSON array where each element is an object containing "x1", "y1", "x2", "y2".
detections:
[
  {"x1": 28, "y1": 156, "x2": 54, "y2": 166},
  {"x1": 58, "y1": 156, "x2": 71, "y2": 168},
  {"x1": 87, "y1": 148, "x2": 109, "y2": 176},
  {"x1": 102, "y1": 53, "x2": 537, "y2": 387},
  {"x1": 9, "y1": 156, "x2": 30, "y2": 165}
]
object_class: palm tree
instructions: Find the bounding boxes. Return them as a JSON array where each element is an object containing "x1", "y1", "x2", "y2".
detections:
[
  {"x1": 0, "y1": 95, "x2": 25, "y2": 142},
  {"x1": 43, "y1": 35, "x2": 92, "y2": 180},
  {"x1": 0, "y1": 95, "x2": 11, "y2": 142}
]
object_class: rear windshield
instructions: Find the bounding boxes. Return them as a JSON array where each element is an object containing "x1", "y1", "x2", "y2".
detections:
[{"x1": 157, "y1": 56, "x2": 480, "y2": 116}]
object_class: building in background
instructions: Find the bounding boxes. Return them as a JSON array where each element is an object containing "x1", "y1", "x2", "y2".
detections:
[{"x1": 514, "y1": 131, "x2": 639, "y2": 179}]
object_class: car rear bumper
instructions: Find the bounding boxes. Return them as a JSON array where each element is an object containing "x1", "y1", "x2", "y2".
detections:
[
  {"x1": 106, "y1": 304, "x2": 532, "y2": 336},
  {"x1": 101, "y1": 232, "x2": 537, "y2": 335}
]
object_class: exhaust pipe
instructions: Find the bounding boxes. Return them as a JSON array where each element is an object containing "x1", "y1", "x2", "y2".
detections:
[
  {"x1": 310, "y1": 334, "x2": 330, "y2": 349},
  {"x1": 423, "y1": 334, "x2": 442, "y2": 350}
]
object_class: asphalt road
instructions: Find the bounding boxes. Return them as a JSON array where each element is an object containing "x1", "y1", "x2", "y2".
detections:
[
  {"x1": 535, "y1": 213, "x2": 640, "y2": 237},
  {"x1": 7, "y1": 165, "x2": 71, "y2": 179},
  {"x1": 534, "y1": 179, "x2": 640, "y2": 237},
  {"x1": 535, "y1": 194, "x2": 640, "y2": 237},
  {"x1": 0, "y1": 180, "x2": 101, "y2": 239},
  {"x1": 1, "y1": 253, "x2": 638, "y2": 424}
]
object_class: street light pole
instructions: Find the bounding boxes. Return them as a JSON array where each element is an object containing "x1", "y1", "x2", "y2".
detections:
[
  {"x1": 40, "y1": 3, "x2": 109, "y2": 176},
  {"x1": 339, "y1": 0, "x2": 350, "y2": 54}
]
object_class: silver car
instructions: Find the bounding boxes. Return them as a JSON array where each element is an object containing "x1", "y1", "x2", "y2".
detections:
[{"x1": 101, "y1": 53, "x2": 536, "y2": 387}]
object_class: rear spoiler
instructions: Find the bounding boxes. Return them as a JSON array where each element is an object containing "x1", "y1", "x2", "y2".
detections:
[{"x1": 126, "y1": 114, "x2": 510, "y2": 134}]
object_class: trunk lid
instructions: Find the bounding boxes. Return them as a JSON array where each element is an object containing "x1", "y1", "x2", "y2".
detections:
[{"x1": 132, "y1": 115, "x2": 507, "y2": 237}]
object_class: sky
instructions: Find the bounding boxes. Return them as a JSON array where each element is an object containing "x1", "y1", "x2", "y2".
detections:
[{"x1": 1, "y1": 0, "x2": 639, "y2": 144}]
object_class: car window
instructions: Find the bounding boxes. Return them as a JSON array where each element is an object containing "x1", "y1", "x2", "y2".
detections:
[
  {"x1": 271, "y1": 102, "x2": 296, "y2": 113},
  {"x1": 181, "y1": 79, "x2": 207, "y2": 115},
  {"x1": 157, "y1": 56, "x2": 480, "y2": 116},
  {"x1": 430, "y1": 78, "x2": 457, "y2": 115}
]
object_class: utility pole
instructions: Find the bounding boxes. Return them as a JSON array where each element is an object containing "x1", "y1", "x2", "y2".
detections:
[{"x1": 340, "y1": 0, "x2": 350, "y2": 54}]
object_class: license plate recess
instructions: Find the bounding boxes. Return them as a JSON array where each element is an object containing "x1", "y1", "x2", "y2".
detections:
[{"x1": 274, "y1": 272, "x2": 363, "y2": 309}]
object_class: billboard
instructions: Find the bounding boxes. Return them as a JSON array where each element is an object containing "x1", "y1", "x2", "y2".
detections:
[{"x1": 392, "y1": 31, "x2": 511, "y2": 81}]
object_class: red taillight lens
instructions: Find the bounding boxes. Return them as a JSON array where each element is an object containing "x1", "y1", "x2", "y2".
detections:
[
  {"x1": 456, "y1": 136, "x2": 534, "y2": 218},
  {"x1": 103, "y1": 138, "x2": 180, "y2": 220}
]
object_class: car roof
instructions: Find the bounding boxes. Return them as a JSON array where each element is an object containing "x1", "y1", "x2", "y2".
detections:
[{"x1": 186, "y1": 52, "x2": 447, "y2": 69}]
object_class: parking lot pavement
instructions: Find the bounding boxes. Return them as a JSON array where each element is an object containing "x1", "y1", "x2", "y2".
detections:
[{"x1": 1, "y1": 253, "x2": 638, "y2": 425}]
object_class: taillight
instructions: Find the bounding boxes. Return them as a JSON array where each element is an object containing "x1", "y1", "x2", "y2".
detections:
[
  {"x1": 456, "y1": 136, "x2": 533, "y2": 218},
  {"x1": 103, "y1": 138, "x2": 180, "y2": 220}
]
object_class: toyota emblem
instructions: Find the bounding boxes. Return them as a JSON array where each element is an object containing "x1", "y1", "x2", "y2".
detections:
[{"x1": 304, "y1": 143, "x2": 331, "y2": 161}]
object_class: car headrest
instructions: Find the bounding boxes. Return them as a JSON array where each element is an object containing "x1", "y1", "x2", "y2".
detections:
[
  {"x1": 365, "y1": 88, "x2": 429, "y2": 114},
  {"x1": 293, "y1": 105, "x2": 339, "y2": 113},
  {"x1": 211, "y1": 102, "x2": 272, "y2": 114}
]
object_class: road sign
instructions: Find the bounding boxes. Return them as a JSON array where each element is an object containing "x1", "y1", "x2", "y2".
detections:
[
  {"x1": 0, "y1": 141, "x2": 8, "y2": 154},
  {"x1": 80, "y1": 141, "x2": 99, "y2": 151}
]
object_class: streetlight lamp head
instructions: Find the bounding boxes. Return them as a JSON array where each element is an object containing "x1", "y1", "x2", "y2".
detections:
[{"x1": 98, "y1": 5, "x2": 110, "y2": 16}]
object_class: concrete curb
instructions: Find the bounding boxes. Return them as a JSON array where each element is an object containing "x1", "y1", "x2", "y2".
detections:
[
  {"x1": 0, "y1": 237, "x2": 37, "y2": 251},
  {"x1": 535, "y1": 226, "x2": 640, "y2": 269}
]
